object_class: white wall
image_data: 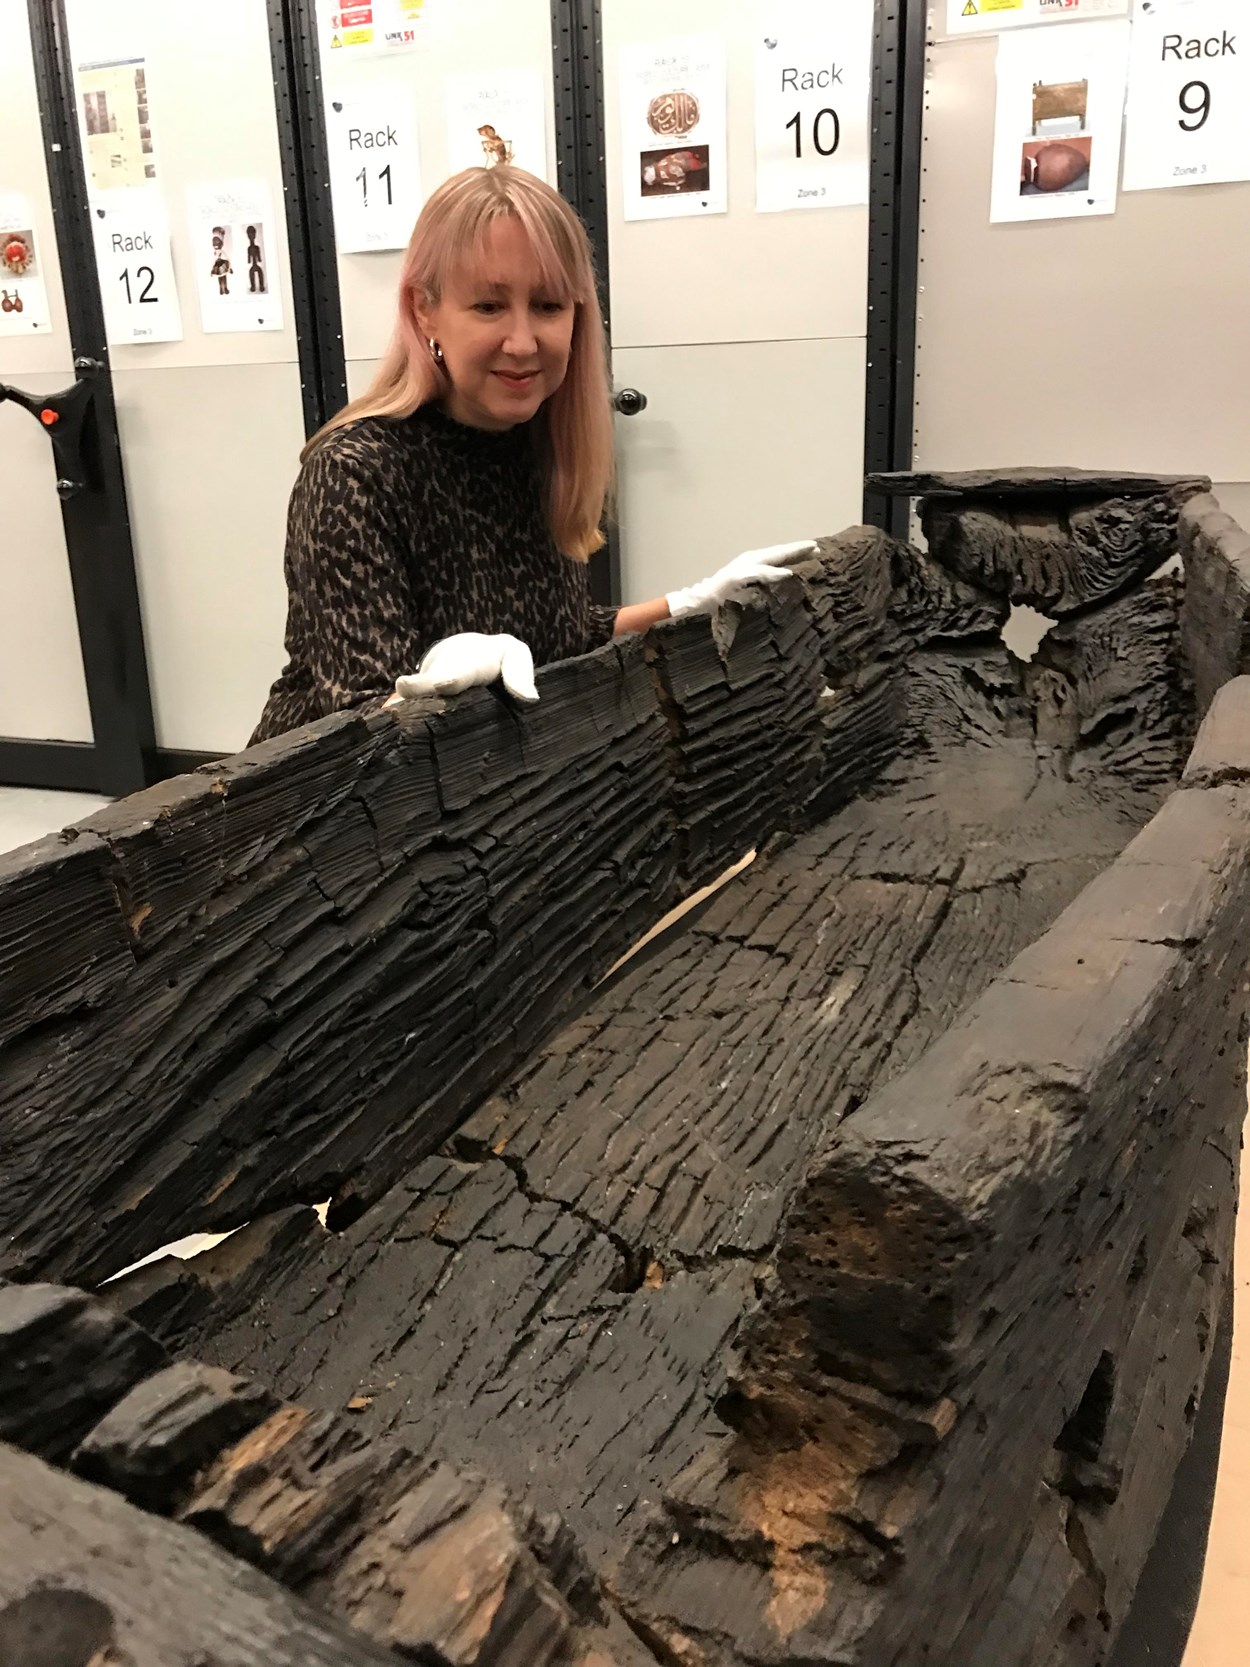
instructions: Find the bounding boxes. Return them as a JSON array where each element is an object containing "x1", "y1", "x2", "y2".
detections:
[
  {"x1": 59, "y1": 0, "x2": 303, "y2": 754},
  {"x1": 602, "y1": 0, "x2": 871, "y2": 600},
  {"x1": 914, "y1": 16, "x2": 1250, "y2": 499}
]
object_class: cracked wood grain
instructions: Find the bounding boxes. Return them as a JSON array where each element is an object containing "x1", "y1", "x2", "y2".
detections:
[{"x1": 3, "y1": 482, "x2": 1245, "y2": 1667}]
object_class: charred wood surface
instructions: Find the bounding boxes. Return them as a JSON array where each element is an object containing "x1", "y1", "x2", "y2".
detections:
[
  {"x1": 0, "y1": 1442, "x2": 408, "y2": 1667},
  {"x1": 173, "y1": 573, "x2": 1228, "y2": 1665},
  {"x1": 1179, "y1": 491, "x2": 1250, "y2": 721},
  {"x1": 0, "y1": 535, "x2": 904, "y2": 1287},
  {"x1": 0, "y1": 1289, "x2": 657, "y2": 1667},
  {"x1": 920, "y1": 486, "x2": 1204, "y2": 617},
  {"x1": 1, "y1": 482, "x2": 1244, "y2": 1667},
  {"x1": 867, "y1": 466, "x2": 1210, "y2": 502}
]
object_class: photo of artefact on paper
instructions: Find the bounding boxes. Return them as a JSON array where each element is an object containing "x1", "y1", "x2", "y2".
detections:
[
  {"x1": 0, "y1": 201, "x2": 53, "y2": 336},
  {"x1": 444, "y1": 69, "x2": 550, "y2": 182},
  {"x1": 618, "y1": 34, "x2": 728, "y2": 221},
  {"x1": 187, "y1": 181, "x2": 284, "y2": 333},
  {"x1": 77, "y1": 57, "x2": 157, "y2": 193},
  {"x1": 640, "y1": 145, "x2": 711, "y2": 198},
  {"x1": 990, "y1": 19, "x2": 1131, "y2": 223},
  {"x1": 1020, "y1": 136, "x2": 1093, "y2": 196}
]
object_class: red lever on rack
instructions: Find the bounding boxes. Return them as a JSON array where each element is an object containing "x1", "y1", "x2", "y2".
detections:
[{"x1": 40, "y1": 408, "x2": 59, "y2": 426}]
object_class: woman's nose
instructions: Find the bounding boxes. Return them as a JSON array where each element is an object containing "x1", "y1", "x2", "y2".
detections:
[{"x1": 502, "y1": 310, "x2": 538, "y2": 356}]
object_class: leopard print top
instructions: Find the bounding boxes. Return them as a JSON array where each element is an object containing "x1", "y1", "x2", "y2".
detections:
[{"x1": 252, "y1": 403, "x2": 617, "y2": 744}]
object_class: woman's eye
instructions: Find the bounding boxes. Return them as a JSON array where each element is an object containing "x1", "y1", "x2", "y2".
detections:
[
  {"x1": 473, "y1": 301, "x2": 502, "y2": 315},
  {"x1": 536, "y1": 300, "x2": 566, "y2": 315}
]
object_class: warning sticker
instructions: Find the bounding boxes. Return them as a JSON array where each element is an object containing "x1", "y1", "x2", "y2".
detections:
[
  {"x1": 948, "y1": 0, "x2": 1125, "y2": 32},
  {"x1": 319, "y1": 0, "x2": 429, "y2": 56}
]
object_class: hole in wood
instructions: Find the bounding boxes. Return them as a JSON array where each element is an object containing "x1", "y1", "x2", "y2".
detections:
[{"x1": 1002, "y1": 602, "x2": 1057, "y2": 661}]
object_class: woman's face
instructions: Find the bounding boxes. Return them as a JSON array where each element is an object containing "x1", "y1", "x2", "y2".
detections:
[{"x1": 419, "y1": 216, "x2": 575, "y2": 431}]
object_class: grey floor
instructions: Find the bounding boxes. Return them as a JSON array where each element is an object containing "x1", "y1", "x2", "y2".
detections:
[{"x1": 0, "y1": 786, "x2": 111, "y2": 857}]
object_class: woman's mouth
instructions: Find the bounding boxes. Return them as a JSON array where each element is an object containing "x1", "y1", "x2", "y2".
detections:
[{"x1": 494, "y1": 370, "x2": 538, "y2": 389}]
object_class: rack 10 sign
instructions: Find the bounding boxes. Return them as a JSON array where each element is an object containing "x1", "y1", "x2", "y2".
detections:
[
  {"x1": 753, "y1": 3, "x2": 872, "y2": 212},
  {"x1": 1123, "y1": 1, "x2": 1250, "y2": 191}
]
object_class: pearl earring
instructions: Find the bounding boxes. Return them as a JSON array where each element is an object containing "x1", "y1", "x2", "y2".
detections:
[{"x1": 428, "y1": 337, "x2": 444, "y2": 365}]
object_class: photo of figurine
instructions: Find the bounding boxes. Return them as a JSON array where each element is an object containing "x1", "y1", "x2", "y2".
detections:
[
  {"x1": 640, "y1": 144, "x2": 710, "y2": 197},
  {"x1": 209, "y1": 225, "x2": 233, "y2": 295},
  {"x1": 477, "y1": 124, "x2": 514, "y2": 167},
  {"x1": 245, "y1": 223, "x2": 267, "y2": 294},
  {"x1": 187, "y1": 180, "x2": 283, "y2": 334}
]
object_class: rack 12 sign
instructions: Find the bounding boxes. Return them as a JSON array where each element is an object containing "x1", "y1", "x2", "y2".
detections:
[{"x1": 92, "y1": 199, "x2": 183, "y2": 345}]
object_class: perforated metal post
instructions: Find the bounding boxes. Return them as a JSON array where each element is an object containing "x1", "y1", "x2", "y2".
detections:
[
  {"x1": 551, "y1": 0, "x2": 610, "y2": 327},
  {"x1": 551, "y1": 0, "x2": 619, "y2": 607},
  {"x1": 267, "y1": 0, "x2": 348, "y2": 435},
  {"x1": 863, "y1": 0, "x2": 926, "y2": 540}
]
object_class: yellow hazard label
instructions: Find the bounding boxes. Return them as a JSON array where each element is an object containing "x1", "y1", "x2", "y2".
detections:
[
  {"x1": 962, "y1": 1, "x2": 977, "y2": 12},
  {"x1": 984, "y1": 0, "x2": 1025, "y2": 10},
  {"x1": 330, "y1": 32, "x2": 342, "y2": 46},
  {"x1": 342, "y1": 25, "x2": 373, "y2": 44}
]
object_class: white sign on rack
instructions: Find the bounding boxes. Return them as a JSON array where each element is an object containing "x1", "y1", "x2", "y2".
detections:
[
  {"x1": 753, "y1": 1, "x2": 873, "y2": 213},
  {"x1": 990, "y1": 18, "x2": 1132, "y2": 222},
  {"x1": 948, "y1": 0, "x2": 1129, "y2": 35},
  {"x1": 326, "y1": 86, "x2": 423, "y2": 252},
  {"x1": 445, "y1": 69, "x2": 550, "y2": 182},
  {"x1": 1123, "y1": 0, "x2": 1250, "y2": 191},
  {"x1": 0, "y1": 194, "x2": 54, "y2": 337},
  {"x1": 618, "y1": 34, "x2": 729, "y2": 221},
  {"x1": 92, "y1": 194, "x2": 183, "y2": 345},
  {"x1": 186, "y1": 180, "x2": 285, "y2": 334}
]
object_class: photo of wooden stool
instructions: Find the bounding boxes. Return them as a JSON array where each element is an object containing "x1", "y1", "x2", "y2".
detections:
[{"x1": 1032, "y1": 77, "x2": 1088, "y2": 135}]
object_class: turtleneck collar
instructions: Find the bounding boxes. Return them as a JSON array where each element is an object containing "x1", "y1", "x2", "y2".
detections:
[{"x1": 410, "y1": 399, "x2": 535, "y2": 460}]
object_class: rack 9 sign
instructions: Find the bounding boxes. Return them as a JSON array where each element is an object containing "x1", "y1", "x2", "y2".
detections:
[
  {"x1": 754, "y1": 4, "x2": 872, "y2": 213},
  {"x1": 1123, "y1": 3, "x2": 1250, "y2": 191}
]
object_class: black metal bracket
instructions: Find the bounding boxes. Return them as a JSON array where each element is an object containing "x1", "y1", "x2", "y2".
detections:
[
  {"x1": 863, "y1": 0, "x2": 927, "y2": 541},
  {"x1": 0, "y1": 357, "x2": 102, "y2": 499}
]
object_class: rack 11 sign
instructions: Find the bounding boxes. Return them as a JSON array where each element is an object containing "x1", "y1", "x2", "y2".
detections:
[
  {"x1": 753, "y1": 2, "x2": 872, "y2": 212},
  {"x1": 326, "y1": 88, "x2": 423, "y2": 252},
  {"x1": 1123, "y1": 1, "x2": 1250, "y2": 191}
]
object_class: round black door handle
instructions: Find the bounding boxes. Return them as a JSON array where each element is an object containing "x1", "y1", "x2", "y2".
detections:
[{"x1": 613, "y1": 388, "x2": 648, "y2": 416}]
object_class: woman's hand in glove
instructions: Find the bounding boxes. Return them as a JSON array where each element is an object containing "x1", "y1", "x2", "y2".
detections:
[
  {"x1": 665, "y1": 541, "x2": 817, "y2": 619},
  {"x1": 389, "y1": 632, "x2": 539, "y2": 706}
]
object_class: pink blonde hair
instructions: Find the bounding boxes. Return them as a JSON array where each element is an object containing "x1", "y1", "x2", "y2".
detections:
[{"x1": 305, "y1": 166, "x2": 614, "y2": 561}]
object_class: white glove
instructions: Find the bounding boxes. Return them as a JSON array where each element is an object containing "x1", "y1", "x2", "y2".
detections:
[
  {"x1": 665, "y1": 541, "x2": 818, "y2": 619},
  {"x1": 392, "y1": 632, "x2": 539, "y2": 704}
]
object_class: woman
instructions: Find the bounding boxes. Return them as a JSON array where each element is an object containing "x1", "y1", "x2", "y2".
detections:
[{"x1": 252, "y1": 165, "x2": 809, "y2": 744}]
